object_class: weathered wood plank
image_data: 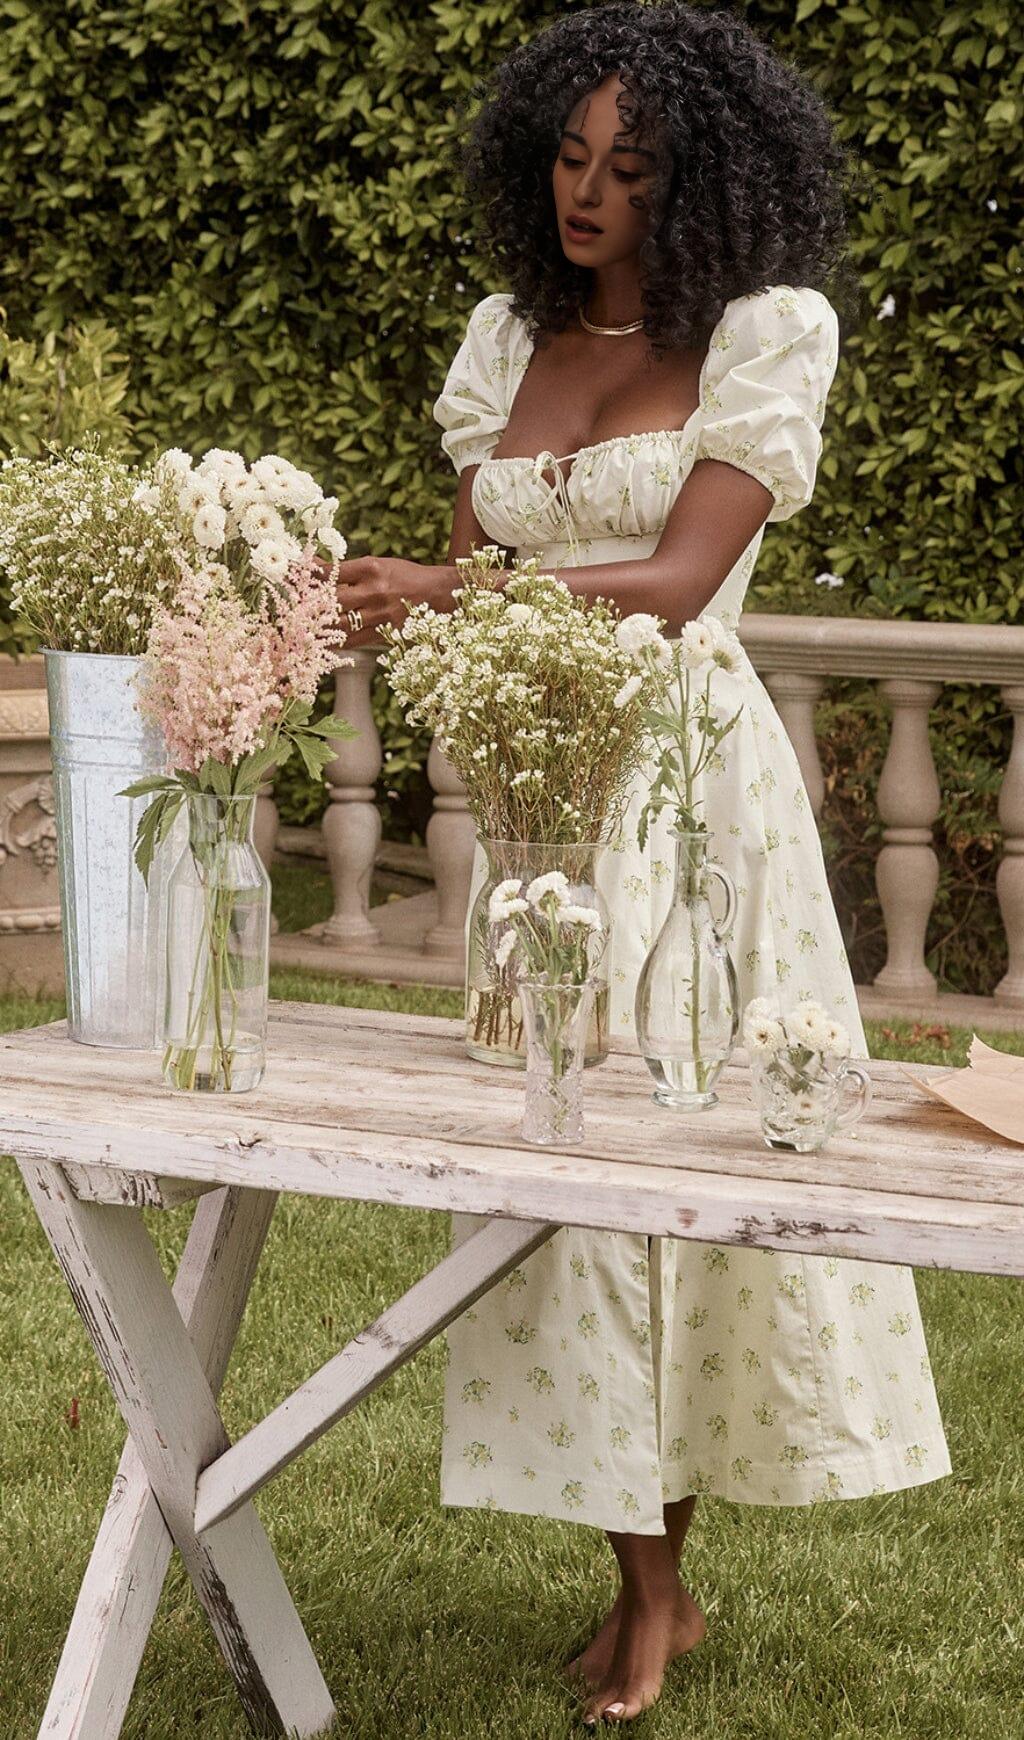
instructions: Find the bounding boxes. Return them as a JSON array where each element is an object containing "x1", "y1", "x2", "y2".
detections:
[
  {"x1": 20, "y1": 1161, "x2": 335, "y2": 1739},
  {"x1": 40, "y1": 1186, "x2": 277, "y2": 1740},
  {"x1": 195, "y1": 1214, "x2": 556, "y2": 1534}
]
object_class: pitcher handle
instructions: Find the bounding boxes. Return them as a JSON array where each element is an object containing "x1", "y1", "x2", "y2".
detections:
[
  {"x1": 708, "y1": 863, "x2": 737, "y2": 940},
  {"x1": 835, "y1": 1061, "x2": 873, "y2": 1131}
]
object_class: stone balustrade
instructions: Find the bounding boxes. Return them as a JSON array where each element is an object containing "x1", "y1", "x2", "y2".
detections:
[{"x1": 268, "y1": 616, "x2": 1024, "y2": 1019}]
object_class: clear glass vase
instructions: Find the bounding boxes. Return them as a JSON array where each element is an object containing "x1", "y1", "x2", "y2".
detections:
[
  {"x1": 751, "y1": 1048, "x2": 872, "y2": 1152},
  {"x1": 518, "y1": 977, "x2": 596, "y2": 1146},
  {"x1": 634, "y1": 828, "x2": 739, "y2": 1110},
  {"x1": 163, "y1": 793, "x2": 270, "y2": 1093},
  {"x1": 466, "y1": 838, "x2": 610, "y2": 1069}
]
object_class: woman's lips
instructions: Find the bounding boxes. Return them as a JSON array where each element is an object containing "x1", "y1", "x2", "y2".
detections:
[{"x1": 565, "y1": 216, "x2": 603, "y2": 242}]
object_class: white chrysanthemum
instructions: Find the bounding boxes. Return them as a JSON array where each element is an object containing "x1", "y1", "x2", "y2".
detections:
[
  {"x1": 743, "y1": 1013, "x2": 786, "y2": 1056},
  {"x1": 679, "y1": 620, "x2": 715, "y2": 669},
  {"x1": 251, "y1": 454, "x2": 292, "y2": 488},
  {"x1": 250, "y1": 538, "x2": 295, "y2": 584},
  {"x1": 560, "y1": 904, "x2": 604, "y2": 932},
  {"x1": 319, "y1": 526, "x2": 347, "y2": 560},
  {"x1": 192, "y1": 502, "x2": 227, "y2": 550},
  {"x1": 744, "y1": 995, "x2": 778, "y2": 1023},
  {"x1": 615, "y1": 612, "x2": 666, "y2": 657},
  {"x1": 155, "y1": 447, "x2": 193, "y2": 483},
  {"x1": 302, "y1": 494, "x2": 339, "y2": 533},
  {"x1": 494, "y1": 929, "x2": 517, "y2": 970},
  {"x1": 131, "y1": 483, "x2": 160, "y2": 511},
  {"x1": 822, "y1": 1018, "x2": 851, "y2": 1057},
  {"x1": 272, "y1": 467, "x2": 321, "y2": 510},
  {"x1": 488, "y1": 878, "x2": 527, "y2": 923},
  {"x1": 201, "y1": 447, "x2": 247, "y2": 475},
  {"x1": 178, "y1": 475, "x2": 220, "y2": 517},
  {"x1": 613, "y1": 673, "x2": 643, "y2": 709},
  {"x1": 526, "y1": 870, "x2": 571, "y2": 910},
  {"x1": 239, "y1": 501, "x2": 287, "y2": 544},
  {"x1": 784, "y1": 1004, "x2": 832, "y2": 1051}
]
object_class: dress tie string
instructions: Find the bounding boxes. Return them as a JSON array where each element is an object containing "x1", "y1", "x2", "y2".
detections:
[{"x1": 531, "y1": 450, "x2": 581, "y2": 565}]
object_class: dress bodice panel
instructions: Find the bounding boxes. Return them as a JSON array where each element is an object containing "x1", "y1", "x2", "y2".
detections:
[{"x1": 432, "y1": 284, "x2": 840, "y2": 624}]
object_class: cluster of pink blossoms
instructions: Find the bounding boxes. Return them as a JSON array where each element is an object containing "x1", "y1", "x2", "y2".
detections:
[{"x1": 138, "y1": 549, "x2": 347, "y2": 774}]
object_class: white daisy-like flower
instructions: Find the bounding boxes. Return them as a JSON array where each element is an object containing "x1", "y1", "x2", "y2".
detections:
[
  {"x1": 131, "y1": 483, "x2": 160, "y2": 511},
  {"x1": 250, "y1": 537, "x2": 295, "y2": 584},
  {"x1": 613, "y1": 673, "x2": 643, "y2": 709},
  {"x1": 178, "y1": 475, "x2": 220, "y2": 517},
  {"x1": 744, "y1": 1013, "x2": 786, "y2": 1055},
  {"x1": 526, "y1": 870, "x2": 571, "y2": 910},
  {"x1": 679, "y1": 620, "x2": 715, "y2": 669},
  {"x1": 560, "y1": 904, "x2": 604, "y2": 932},
  {"x1": 822, "y1": 1018, "x2": 851, "y2": 1057},
  {"x1": 615, "y1": 612, "x2": 667, "y2": 658},
  {"x1": 488, "y1": 878, "x2": 527, "y2": 923},
  {"x1": 794, "y1": 1093, "x2": 818, "y2": 1116},
  {"x1": 251, "y1": 454, "x2": 293, "y2": 488},
  {"x1": 784, "y1": 1004, "x2": 832, "y2": 1051},
  {"x1": 494, "y1": 929, "x2": 517, "y2": 970},
  {"x1": 239, "y1": 501, "x2": 287, "y2": 544},
  {"x1": 745, "y1": 995, "x2": 778, "y2": 1023},
  {"x1": 155, "y1": 446, "x2": 193, "y2": 483},
  {"x1": 272, "y1": 467, "x2": 321, "y2": 511},
  {"x1": 876, "y1": 293, "x2": 896, "y2": 320},
  {"x1": 319, "y1": 526, "x2": 347, "y2": 560},
  {"x1": 192, "y1": 502, "x2": 227, "y2": 549},
  {"x1": 302, "y1": 494, "x2": 339, "y2": 533},
  {"x1": 201, "y1": 447, "x2": 248, "y2": 475}
]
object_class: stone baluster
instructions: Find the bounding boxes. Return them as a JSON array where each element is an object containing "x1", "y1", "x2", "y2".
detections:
[
  {"x1": 761, "y1": 671, "x2": 826, "y2": 817},
  {"x1": 995, "y1": 684, "x2": 1024, "y2": 1008},
  {"x1": 423, "y1": 740, "x2": 476, "y2": 962},
  {"x1": 321, "y1": 650, "x2": 383, "y2": 949},
  {"x1": 873, "y1": 677, "x2": 942, "y2": 997}
]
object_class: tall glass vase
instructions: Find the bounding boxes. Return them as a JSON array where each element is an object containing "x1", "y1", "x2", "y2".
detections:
[
  {"x1": 163, "y1": 793, "x2": 270, "y2": 1093},
  {"x1": 465, "y1": 838, "x2": 610, "y2": 1069},
  {"x1": 518, "y1": 977, "x2": 596, "y2": 1146},
  {"x1": 634, "y1": 828, "x2": 739, "y2": 1110}
]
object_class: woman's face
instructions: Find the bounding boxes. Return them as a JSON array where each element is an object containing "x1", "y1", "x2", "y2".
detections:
[{"x1": 552, "y1": 74, "x2": 659, "y2": 268}]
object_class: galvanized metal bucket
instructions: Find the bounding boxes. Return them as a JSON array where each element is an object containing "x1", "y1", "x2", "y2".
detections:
[{"x1": 45, "y1": 651, "x2": 169, "y2": 1048}]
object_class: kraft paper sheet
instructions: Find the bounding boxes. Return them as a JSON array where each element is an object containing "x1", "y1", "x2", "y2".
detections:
[{"x1": 902, "y1": 1034, "x2": 1024, "y2": 1146}]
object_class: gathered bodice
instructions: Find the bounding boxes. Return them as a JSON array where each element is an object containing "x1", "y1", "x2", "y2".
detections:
[{"x1": 433, "y1": 284, "x2": 841, "y2": 622}]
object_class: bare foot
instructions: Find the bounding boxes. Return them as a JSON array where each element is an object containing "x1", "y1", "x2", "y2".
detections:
[
  {"x1": 581, "y1": 1585, "x2": 705, "y2": 1725},
  {"x1": 562, "y1": 1590, "x2": 624, "y2": 1690}
]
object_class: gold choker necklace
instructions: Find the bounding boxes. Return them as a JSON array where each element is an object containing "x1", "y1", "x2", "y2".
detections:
[{"x1": 578, "y1": 306, "x2": 645, "y2": 337}]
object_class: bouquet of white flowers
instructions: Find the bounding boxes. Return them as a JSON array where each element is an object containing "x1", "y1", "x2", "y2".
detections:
[
  {"x1": 0, "y1": 445, "x2": 189, "y2": 654},
  {"x1": 147, "y1": 447, "x2": 347, "y2": 591},
  {"x1": 742, "y1": 997, "x2": 851, "y2": 1062},
  {"x1": 379, "y1": 546, "x2": 655, "y2": 845},
  {"x1": 489, "y1": 869, "x2": 607, "y2": 986}
]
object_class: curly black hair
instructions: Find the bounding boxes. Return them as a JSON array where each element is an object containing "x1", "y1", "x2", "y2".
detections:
[{"x1": 458, "y1": 2, "x2": 864, "y2": 351}]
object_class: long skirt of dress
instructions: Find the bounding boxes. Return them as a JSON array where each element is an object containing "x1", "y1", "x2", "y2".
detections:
[{"x1": 440, "y1": 641, "x2": 951, "y2": 1536}]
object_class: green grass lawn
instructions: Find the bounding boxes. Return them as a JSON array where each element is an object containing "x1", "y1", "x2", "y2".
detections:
[{"x1": 1, "y1": 885, "x2": 1023, "y2": 1737}]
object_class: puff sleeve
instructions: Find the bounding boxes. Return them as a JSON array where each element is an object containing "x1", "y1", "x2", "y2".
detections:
[
  {"x1": 432, "y1": 291, "x2": 530, "y2": 475},
  {"x1": 693, "y1": 285, "x2": 840, "y2": 522}
]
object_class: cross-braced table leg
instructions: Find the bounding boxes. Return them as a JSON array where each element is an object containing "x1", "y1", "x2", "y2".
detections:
[
  {"x1": 38, "y1": 1183, "x2": 278, "y2": 1740},
  {"x1": 20, "y1": 1160, "x2": 337, "y2": 1740}
]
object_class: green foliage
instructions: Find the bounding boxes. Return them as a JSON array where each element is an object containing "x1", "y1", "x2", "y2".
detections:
[
  {"x1": 0, "y1": 0, "x2": 1019, "y2": 946},
  {"x1": 0, "y1": 311, "x2": 132, "y2": 459}
]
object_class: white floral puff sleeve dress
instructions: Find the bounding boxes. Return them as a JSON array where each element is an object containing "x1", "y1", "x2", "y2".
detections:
[{"x1": 431, "y1": 285, "x2": 950, "y2": 1535}]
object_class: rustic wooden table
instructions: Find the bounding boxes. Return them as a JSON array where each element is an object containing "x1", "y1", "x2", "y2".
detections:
[{"x1": 4, "y1": 1001, "x2": 1022, "y2": 1740}]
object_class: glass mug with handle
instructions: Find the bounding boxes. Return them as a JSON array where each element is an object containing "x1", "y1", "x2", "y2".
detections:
[{"x1": 750, "y1": 1046, "x2": 872, "y2": 1153}]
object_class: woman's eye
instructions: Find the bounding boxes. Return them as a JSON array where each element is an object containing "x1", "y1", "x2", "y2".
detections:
[
  {"x1": 613, "y1": 169, "x2": 642, "y2": 182},
  {"x1": 560, "y1": 155, "x2": 584, "y2": 168}
]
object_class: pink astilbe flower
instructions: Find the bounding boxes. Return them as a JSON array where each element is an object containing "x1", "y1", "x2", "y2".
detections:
[{"x1": 138, "y1": 549, "x2": 347, "y2": 774}]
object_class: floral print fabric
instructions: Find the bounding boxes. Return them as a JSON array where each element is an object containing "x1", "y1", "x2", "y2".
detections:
[{"x1": 432, "y1": 286, "x2": 951, "y2": 1535}]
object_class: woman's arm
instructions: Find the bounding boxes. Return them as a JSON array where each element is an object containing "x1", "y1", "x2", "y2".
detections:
[{"x1": 333, "y1": 457, "x2": 774, "y2": 642}]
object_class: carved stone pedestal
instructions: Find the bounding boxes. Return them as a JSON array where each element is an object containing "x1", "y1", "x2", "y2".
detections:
[{"x1": 0, "y1": 656, "x2": 63, "y2": 997}]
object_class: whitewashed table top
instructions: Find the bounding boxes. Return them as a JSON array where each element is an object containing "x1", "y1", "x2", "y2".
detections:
[{"x1": 1, "y1": 1002, "x2": 1022, "y2": 1276}]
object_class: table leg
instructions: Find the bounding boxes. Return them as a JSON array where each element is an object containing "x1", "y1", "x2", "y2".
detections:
[
  {"x1": 38, "y1": 1184, "x2": 278, "y2": 1740},
  {"x1": 20, "y1": 1161, "x2": 336, "y2": 1740}
]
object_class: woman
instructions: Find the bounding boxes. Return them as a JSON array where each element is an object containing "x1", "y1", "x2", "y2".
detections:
[{"x1": 333, "y1": 3, "x2": 950, "y2": 1725}]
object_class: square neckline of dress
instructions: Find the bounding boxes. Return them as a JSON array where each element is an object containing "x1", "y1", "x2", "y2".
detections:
[{"x1": 481, "y1": 308, "x2": 718, "y2": 487}]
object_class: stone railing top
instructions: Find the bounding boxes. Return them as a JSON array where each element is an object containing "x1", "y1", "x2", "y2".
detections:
[{"x1": 739, "y1": 613, "x2": 1024, "y2": 687}]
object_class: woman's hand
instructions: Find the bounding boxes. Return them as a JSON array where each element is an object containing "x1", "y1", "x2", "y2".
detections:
[{"x1": 328, "y1": 556, "x2": 456, "y2": 645}]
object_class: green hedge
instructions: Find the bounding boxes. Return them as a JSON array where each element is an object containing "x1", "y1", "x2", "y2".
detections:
[{"x1": 1, "y1": 0, "x2": 1020, "y2": 986}]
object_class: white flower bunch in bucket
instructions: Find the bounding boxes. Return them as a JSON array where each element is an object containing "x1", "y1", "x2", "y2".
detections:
[
  {"x1": 144, "y1": 447, "x2": 347, "y2": 590},
  {"x1": 612, "y1": 611, "x2": 745, "y2": 849},
  {"x1": 490, "y1": 869, "x2": 607, "y2": 986}
]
